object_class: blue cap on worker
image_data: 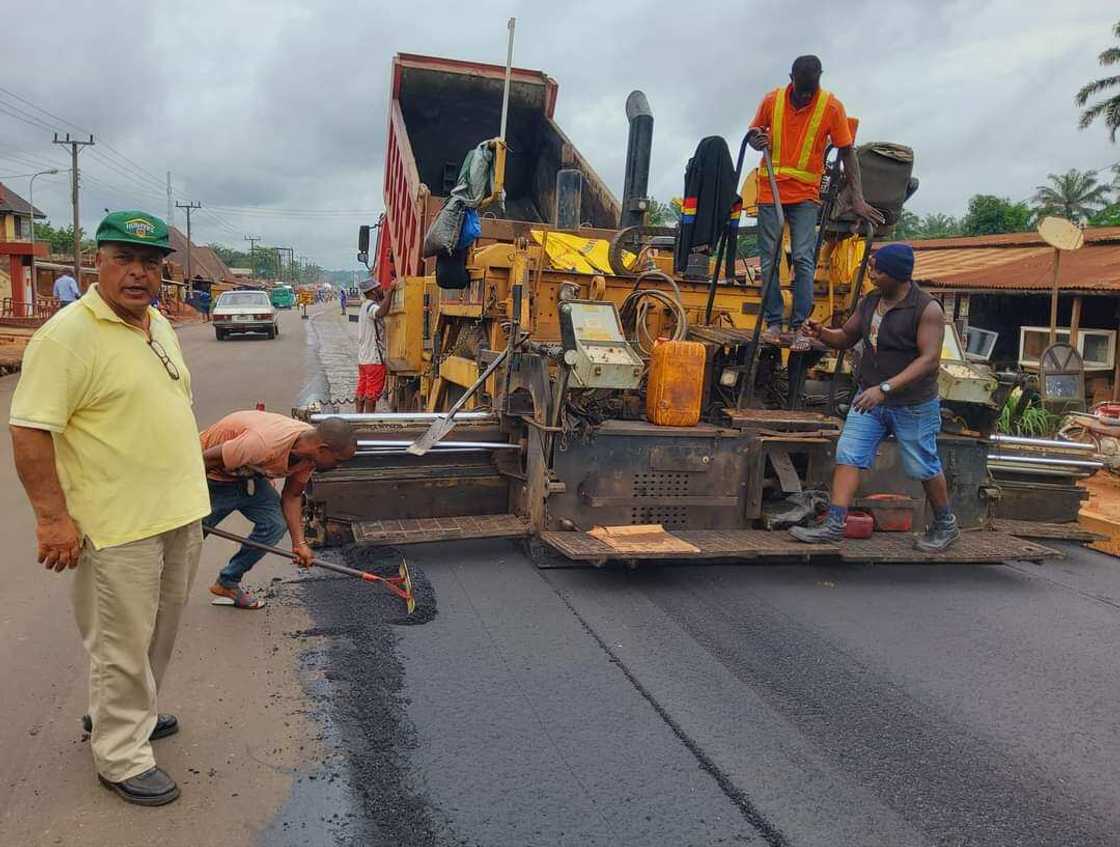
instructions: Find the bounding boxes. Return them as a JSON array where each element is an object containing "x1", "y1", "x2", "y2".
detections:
[
  {"x1": 872, "y1": 243, "x2": 914, "y2": 281},
  {"x1": 358, "y1": 277, "x2": 379, "y2": 293}
]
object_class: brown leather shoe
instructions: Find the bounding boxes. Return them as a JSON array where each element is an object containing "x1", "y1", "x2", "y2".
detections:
[{"x1": 98, "y1": 766, "x2": 180, "y2": 806}]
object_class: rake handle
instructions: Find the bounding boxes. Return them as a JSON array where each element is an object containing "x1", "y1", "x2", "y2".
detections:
[{"x1": 205, "y1": 525, "x2": 379, "y2": 582}]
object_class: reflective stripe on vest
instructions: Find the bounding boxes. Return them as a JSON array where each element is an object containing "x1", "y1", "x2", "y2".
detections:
[{"x1": 760, "y1": 85, "x2": 832, "y2": 185}]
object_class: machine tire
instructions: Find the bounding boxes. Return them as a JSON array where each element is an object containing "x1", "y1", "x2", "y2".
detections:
[
  {"x1": 267, "y1": 327, "x2": 276, "y2": 340},
  {"x1": 215, "y1": 329, "x2": 225, "y2": 341}
]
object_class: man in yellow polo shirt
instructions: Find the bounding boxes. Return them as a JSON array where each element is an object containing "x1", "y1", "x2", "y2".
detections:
[{"x1": 9, "y1": 210, "x2": 209, "y2": 807}]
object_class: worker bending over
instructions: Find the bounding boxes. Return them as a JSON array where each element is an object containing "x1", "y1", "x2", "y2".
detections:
[
  {"x1": 791, "y1": 243, "x2": 959, "y2": 552},
  {"x1": 200, "y1": 411, "x2": 357, "y2": 609},
  {"x1": 356, "y1": 276, "x2": 397, "y2": 413},
  {"x1": 748, "y1": 54, "x2": 884, "y2": 350}
]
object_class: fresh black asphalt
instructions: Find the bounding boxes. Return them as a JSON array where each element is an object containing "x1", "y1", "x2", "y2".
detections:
[{"x1": 281, "y1": 538, "x2": 1120, "y2": 846}]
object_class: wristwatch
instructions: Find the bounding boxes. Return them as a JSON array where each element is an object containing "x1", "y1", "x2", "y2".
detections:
[{"x1": 879, "y1": 382, "x2": 892, "y2": 394}]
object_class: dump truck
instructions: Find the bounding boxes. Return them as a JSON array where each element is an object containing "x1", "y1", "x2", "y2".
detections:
[{"x1": 297, "y1": 52, "x2": 1097, "y2": 567}]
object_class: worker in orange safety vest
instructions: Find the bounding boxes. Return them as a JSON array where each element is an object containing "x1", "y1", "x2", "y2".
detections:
[{"x1": 748, "y1": 55, "x2": 885, "y2": 350}]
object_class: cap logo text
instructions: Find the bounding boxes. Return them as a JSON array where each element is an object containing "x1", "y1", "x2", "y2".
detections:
[{"x1": 124, "y1": 217, "x2": 155, "y2": 239}]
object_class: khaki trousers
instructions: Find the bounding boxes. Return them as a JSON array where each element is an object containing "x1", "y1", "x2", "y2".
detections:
[{"x1": 71, "y1": 521, "x2": 203, "y2": 782}]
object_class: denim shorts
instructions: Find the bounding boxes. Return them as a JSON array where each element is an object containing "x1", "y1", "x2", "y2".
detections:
[{"x1": 835, "y1": 396, "x2": 943, "y2": 480}]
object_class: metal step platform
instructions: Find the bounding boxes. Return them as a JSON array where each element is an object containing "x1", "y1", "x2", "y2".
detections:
[
  {"x1": 540, "y1": 528, "x2": 1060, "y2": 565},
  {"x1": 353, "y1": 514, "x2": 532, "y2": 545}
]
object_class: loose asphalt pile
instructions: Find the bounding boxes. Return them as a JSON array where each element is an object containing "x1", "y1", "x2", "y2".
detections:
[{"x1": 288, "y1": 544, "x2": 460, "y2": 847}]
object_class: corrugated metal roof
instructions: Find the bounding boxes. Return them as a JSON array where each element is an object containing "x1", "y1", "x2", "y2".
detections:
[
  {"x1": 167, "y1": 227, "x2": 232, "y2": 282},
  {"x1": 907, "y1": 226, "x2": 1120, "y2": 292}
]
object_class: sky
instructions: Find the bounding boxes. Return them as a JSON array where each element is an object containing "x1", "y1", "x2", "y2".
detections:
[{"x1": 2, "y1": 0, "x2": 1117, "y2": 271}]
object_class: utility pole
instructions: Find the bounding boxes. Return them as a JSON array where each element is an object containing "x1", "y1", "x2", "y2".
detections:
[
  {"x1": 244, "y1": 235, "x2": 261, "y2": 277},
  {"x1": 52, "y1": 133, "x2": 94, "y2": 283},
  {"x1": 166, "y1": 171, "x2": 174, "y2": 229},
  {"x1": 175, "y1": 200, "x2": 201, "y2": 297},
  {"x1": 275, "y1": 246, "x2": 295, "y2": 282}
]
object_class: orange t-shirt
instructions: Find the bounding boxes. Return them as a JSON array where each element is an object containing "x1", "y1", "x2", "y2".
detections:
[
  {"x1": 200, "y1": 410, "x2": 315, "y2": 484},
  {"x1": 750, "y1": 86, "x2": 854, "y2": 205}
]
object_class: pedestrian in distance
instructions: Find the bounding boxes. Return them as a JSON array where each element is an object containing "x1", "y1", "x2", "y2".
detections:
[
  {"x1": 790, "y1": 243, "x2": 960, "y2": 552},
  {"x1": 10, "y1": 210, "x2": 210, "y2": 807},
  {"x1": 199, "y1": 410, "x2": 358, "y2": 609},
  {"x1": 339, "y1": 285, "x2": 348, "y2": 315},
  {"x1": 356, "y1": 276, "x2": 397, "y2": 413},
  {"x1": 747, "y1": 54, "x2": 885, "y2": 351},
  {"x1": 52, "y1": 270, "x2": 81, "y2": 307}
]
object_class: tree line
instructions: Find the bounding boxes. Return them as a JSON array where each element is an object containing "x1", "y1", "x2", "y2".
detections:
[
  {"x1": 209, "y1": 244, "x2": 324, "y2": 284},
  {"x1": 894, "y1": 167, "x2": 1120, "y2": 240}
]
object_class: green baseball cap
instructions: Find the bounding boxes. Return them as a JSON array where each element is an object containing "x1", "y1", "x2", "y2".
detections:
[{"x1": 95, "y1": 210, "x2": 174, "y2": 254}]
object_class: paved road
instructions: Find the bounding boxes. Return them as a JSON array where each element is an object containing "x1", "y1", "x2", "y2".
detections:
[{"x1": 3, "y1": 304, "x2": 1120, "y2": 846}]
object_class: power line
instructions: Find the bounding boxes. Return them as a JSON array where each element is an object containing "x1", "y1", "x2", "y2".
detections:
[
  {"x1": 0, "y1": 87, "x2": 168, "y2": 188},
  {"x1": 206, "y1": 204, "x2": 378, "y2": 213},
  {"x1": 0, "y1": 99, "x2": 56, "y2": 131},
  {"x1": 0, "y1": 90, "x2": 380, "y2": 235},
  {"x1": 79, "y1": 172, "x2": 166, "y2": 204},
  {"x1": 0, "y1": 150, "x2": 69, "y2": 172},
  {"x1": 198, "y1": 207, "x2": 244, "y2": 239},
  {"x1": 85, "y1": 148, "x2": 168, "y2": 195}
]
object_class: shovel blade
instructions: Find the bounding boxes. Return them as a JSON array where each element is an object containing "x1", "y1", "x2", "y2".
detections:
[{"x1": 406, "y1": 418, "x2": 457, "y2": 456}]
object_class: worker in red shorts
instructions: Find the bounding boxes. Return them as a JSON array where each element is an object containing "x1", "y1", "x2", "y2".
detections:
[{"x1": 356, "y1": 276, "x2": 397, "y2": 412}]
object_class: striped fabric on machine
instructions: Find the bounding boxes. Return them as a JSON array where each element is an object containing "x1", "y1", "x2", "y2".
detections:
[
  {"x1": 680, "y1": 197, "x2": 698, "y2": 223},
  {"x1": 728, "y1": 199, "x2": 743, "y2": 227}
]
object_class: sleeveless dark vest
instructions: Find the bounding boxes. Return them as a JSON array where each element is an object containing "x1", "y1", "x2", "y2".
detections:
[{"x1": 855, "y1": 282, "x2": 939, "y2": 407}]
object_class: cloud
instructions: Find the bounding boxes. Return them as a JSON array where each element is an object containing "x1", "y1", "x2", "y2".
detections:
[{"x1": 1, "y1": 0, "x2": 1117, "y2": 268}]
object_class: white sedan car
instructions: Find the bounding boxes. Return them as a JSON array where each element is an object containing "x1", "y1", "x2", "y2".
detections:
[{"x1": 213, "y1": 290, "x2": 279, "y2": 340}]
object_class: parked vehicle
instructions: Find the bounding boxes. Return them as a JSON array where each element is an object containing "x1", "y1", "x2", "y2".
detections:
[
  {"x1": 212, "y1": 290, "x2": 279, "y2": 340},
  {"x1": 271, "y1": 284, "x2": 295, "y2": 309}
]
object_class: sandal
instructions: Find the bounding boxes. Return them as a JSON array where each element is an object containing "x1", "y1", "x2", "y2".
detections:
[
  {"x1": 760, "y1": 326, "x2": 784, "y2": 346},
  {"x1": 209, "y1": 583, "x2": 266, "y2": 609},
  {"x1": 789, "y1": 332, "x2": 813, "y2": 353}
]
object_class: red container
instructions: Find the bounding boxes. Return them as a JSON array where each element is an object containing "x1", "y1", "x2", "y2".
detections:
[
  {"x1": 859, "y1": 494, "x2": 916, "y2": 532},
  {"x1": 843, "y1": 511, "x2": 874, "y2": 539}
]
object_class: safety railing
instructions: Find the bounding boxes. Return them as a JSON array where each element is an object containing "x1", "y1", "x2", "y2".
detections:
[{"x1": 1, "y1": 297, "x2": 61, "y2": 324}]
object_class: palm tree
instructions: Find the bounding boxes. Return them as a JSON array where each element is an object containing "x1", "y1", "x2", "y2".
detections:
[
  {"x1": 1032, "y1": 169, "x2": 1112, "y2": 223},
  {"x1": 918, "y1": 213, "x2": 962, "y2": 239},
  {"x1": 1077, "y1": 20, "x2": 1120, "y2": 141},
  {"x1": 644, "y1": 198, "x2": 679, "y2": 227}
]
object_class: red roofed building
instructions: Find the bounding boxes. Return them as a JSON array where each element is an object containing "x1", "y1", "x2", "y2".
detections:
[{"x1": 908, "y1": 227, "x2": 1120, "y2": 400}]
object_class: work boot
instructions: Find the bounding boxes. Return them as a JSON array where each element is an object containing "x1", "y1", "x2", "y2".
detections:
[
  {"x1": 98, "y1": 766, "x2": 180, "y2": 807},
  {"x1": 789, "y1": 517, "x2": 844, "y2": 544},
  {"x1": 914, "y1": 513, "x2": 960, "y2": 553},
  {"x1": 82, "y1": 713, "x2": 179, "y2": 740}
]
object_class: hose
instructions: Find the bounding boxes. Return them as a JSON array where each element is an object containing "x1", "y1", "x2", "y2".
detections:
[{"x1": 619, "y1": 270, "x2": 688, "y2": 357}]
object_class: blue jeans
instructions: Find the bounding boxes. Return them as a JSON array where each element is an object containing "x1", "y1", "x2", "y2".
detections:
[
  {"x1": 835, "y1": 396, "x2": 944, "y2": 480},
  {"x1": 758, "y1": 200, "x2": 819, "y2": 330},
  {"x1": 203, "y1": 479, "x2": 287, "y2": 587}
]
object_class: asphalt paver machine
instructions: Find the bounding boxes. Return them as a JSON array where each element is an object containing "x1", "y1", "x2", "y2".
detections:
[{"x1": 293, "y1": 53, "x2": 1096, "y2": 566}]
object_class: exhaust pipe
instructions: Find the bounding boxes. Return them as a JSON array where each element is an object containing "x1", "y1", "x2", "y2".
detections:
[{"x1": 620, "y1": 90, "x2": 653, "y2": 229}]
